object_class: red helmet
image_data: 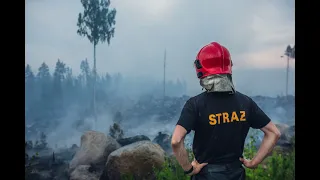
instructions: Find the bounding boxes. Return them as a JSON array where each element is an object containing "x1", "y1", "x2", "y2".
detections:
[{"x1": 194, "y1": 42, "x2": 232, "y2": 79}]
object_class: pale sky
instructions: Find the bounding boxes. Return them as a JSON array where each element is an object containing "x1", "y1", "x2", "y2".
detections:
[{"x1": 25, "y1": 0, "x2": 295, "y2": 96}]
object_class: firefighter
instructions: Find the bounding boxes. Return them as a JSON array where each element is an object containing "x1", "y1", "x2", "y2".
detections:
[{"x1": 171, "y1": 42, "x2": 281, "y2": 180}]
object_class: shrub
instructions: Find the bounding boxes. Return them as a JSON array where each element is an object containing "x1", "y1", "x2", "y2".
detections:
[
  {"x1": 152, "y1": 135, "x2": 295, "y2": 180},
  {"x1": 153, "y1": 149, "x2": 194, "y2": 180},
  {"x1": 109, "y1": 122, "x2": 124, "y2": 140},
  {"x1": 244, "y1": 135, "x2": 295, "y2": 180}
]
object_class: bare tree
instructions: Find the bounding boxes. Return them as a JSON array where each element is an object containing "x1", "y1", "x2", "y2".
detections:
[{"x1": 163, "y1": 49, "x2": 166, "y2": 106}]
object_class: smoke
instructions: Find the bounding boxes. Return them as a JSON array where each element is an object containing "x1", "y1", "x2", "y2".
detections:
[
  {"x1": 42, "y1": 105, "x2": 114, "y2": 148},
  {"x1": 44, "y1": 110, "x2": 176, "y2": 149},
  {"x1": 122, "y1": 117, "x2": 172, "y2": 140},
  {"x1": 36, "y1": 96, "x2": 293, "y2": 150},
  {"x1": 25, "y1": 75, "x2": 294, "y2": 151}
]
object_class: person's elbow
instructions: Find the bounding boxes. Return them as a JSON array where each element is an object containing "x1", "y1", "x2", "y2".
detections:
[
  {"x1": 270, "y1": 124, "x2": 281, "y2": 140},
  {"x1": 273, "y1": 128, "x2": 281, "y2": 140},
  {"x1": 171, "y1": 125, "x2": 187, "y2": 149},
  {"x1": 261, "y1": 122, "x2": 281, "y2": 141},
  {"x1": 264, "y1": 130, "x2": 281, "y2": 144},
  {"x1": 171, "y1": 137, "x2": 183, "y2": 148}
]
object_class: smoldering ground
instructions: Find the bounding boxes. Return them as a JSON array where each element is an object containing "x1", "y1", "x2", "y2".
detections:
[{"x1": 26, "y1": 94, "x2": 294, "y2": 153}]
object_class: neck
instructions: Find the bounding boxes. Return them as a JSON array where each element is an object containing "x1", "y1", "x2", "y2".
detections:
[{"x1": 200, "y1": 74, "x2": 235, "y2": 94}]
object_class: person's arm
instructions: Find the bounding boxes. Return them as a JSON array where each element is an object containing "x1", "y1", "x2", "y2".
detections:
[
  {"x1": 251, "y1": 121, "x2": 281, "y2": 165},
  {"x1": 240, "y1": 99, "x2": 281, "y2": 168},
  {"x1": 171, "y1": 125, "x2": 192, "y2": 171},
  {"x1": 171, "y1": 99, "x2": 207, "y2": 175},
  {"x1": 171, "y1": 99, "x2": 195, "y2": 171}
]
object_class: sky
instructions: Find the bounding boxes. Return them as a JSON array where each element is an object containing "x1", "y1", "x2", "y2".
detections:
[{"x1": 25, "y1": 0, "x2": 295, "y2": 96}]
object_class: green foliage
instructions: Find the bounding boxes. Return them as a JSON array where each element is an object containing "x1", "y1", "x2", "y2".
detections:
[
  {"x1": 152, "y1": 149, "x2": 194, "y2": 180},
  {"x1": 152, "y1": 135, "x2": 295, "y2": 180},
  {"x1": 244, "y1": 135, "x2": 295, "y2": 180},
  {"x1": 121, "y1": 173, "x2": 135, "y2": 180},
  {"x1": 77, "y1": 0, "x2": 117, "y2": 117},
  {"x1": 153, "y1": 156, "x2": 189, "y2": 180},
  {"x1": 77, "y1": 0, "x2": 117, "y2": 46}
]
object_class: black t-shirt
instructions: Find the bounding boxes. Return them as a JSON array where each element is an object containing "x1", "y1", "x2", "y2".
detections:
[{"x1": 176, "y1": 91, "x2": 271, "y2": 164}]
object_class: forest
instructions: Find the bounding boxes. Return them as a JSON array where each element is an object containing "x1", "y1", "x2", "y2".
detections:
[{"x1": 25, "y1": 59, "x2": 187, "y2": 125}]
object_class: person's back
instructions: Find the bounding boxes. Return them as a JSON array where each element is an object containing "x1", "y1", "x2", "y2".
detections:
[
  {"x1": 191, "y1": 91, "x2": 251, "y2": 164},
  {"x1": 171, "y1": 42, "x2": 281, "y2": 180}
]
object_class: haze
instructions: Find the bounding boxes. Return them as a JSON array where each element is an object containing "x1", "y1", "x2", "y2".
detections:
[{"x1": 25, "y1": 0, "x2": 295, "y2": 96}]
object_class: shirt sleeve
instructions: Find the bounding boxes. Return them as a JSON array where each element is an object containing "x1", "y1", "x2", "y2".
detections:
[
  {"x1": 176, "y1": 98, "x2": 197, "y2": 134},
  {"x1": 248, "y1": 99, "x2": 271, "y2": 129}
]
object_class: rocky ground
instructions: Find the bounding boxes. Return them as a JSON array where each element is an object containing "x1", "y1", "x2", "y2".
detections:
[
  {"x1": 25, "y1": 122, "x2": 294, "y2": 180},
  {"x1": 25, "y1": 95, "x2": 294, "y2": 180}
]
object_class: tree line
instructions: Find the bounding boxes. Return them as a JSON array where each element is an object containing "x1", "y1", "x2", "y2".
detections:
[{"x1": 25, "y1": 59, "x2": 187, "y2": 123}]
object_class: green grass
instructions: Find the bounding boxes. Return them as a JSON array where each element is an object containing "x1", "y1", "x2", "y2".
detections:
[
  {"x1": 26, "y1": 132, "x2": 295, "y2": 180},
  {"x1": 244, "y1": 135, "x2": 295, "y2": 180},
  {"x1": 153, "y1": 149, "x2": 194, "y2": 180},
  {"x1": 150, "y1": 135, "x2": 295, "y2": 180}
]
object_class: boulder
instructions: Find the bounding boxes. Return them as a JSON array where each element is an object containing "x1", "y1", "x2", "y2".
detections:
[
  {"x1": 69, "y1": 131, "x2": 121, "y2": 173},
  {"x1": 70, "y1": 165, "x2": 100, "y2": 180},
  {"x1": 152, "y1": 132, "x2": 172, "y2": 154},
  {"x1": 101, "y1": 141, "x2": 165, "y2": 180},
  {"x1": 117, "y1": 135, "x2": 150, "y2": 146}
]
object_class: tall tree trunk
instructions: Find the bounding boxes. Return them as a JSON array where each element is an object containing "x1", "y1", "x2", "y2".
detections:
[
  {"x1": 286, "y1": 55, "x2": 289, "y2": 97},
  {"x1": 93, "y1": 44, "x2": 97, "y2": 122}
]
